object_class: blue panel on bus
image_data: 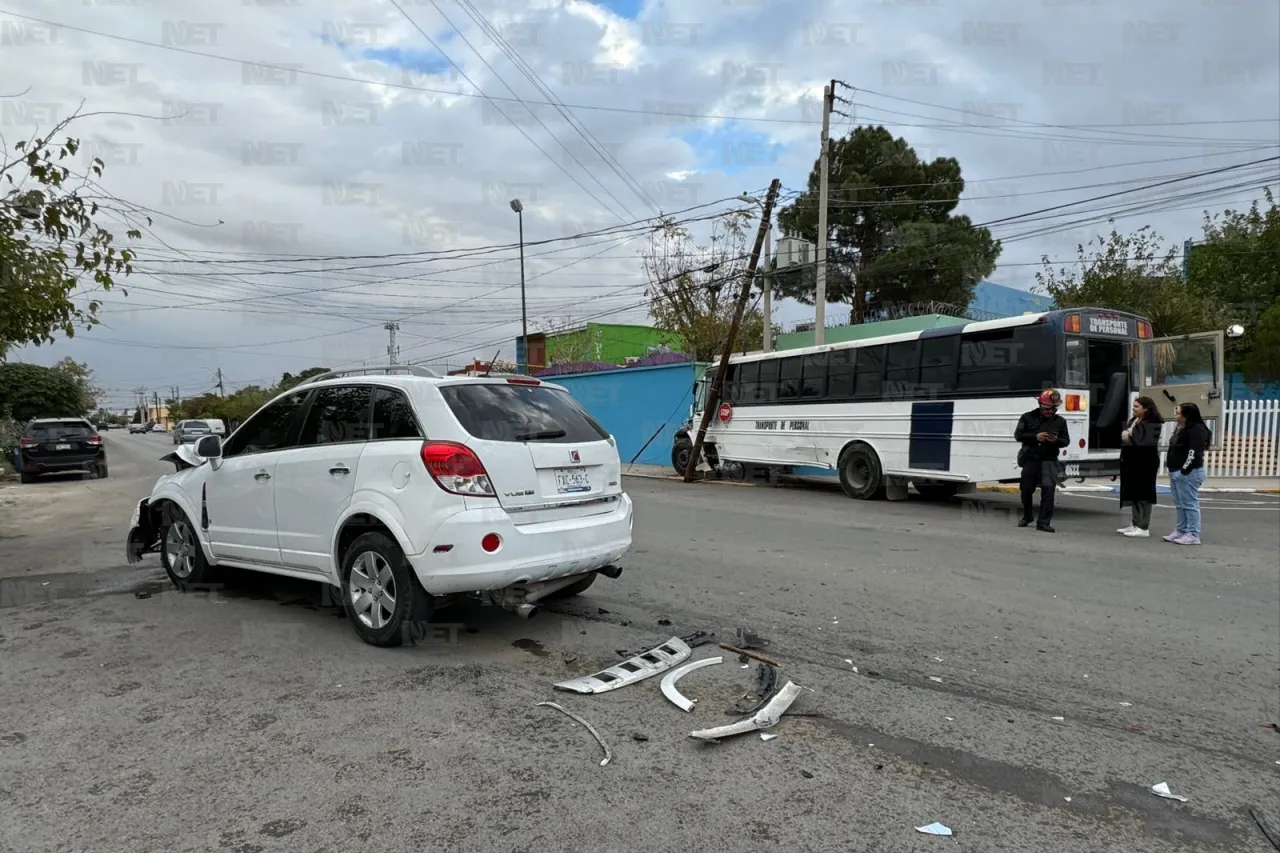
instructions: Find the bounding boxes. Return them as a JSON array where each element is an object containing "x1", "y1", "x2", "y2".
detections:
[{"x1": 910, "y1": 401, "x2": 954, "y2": 471}]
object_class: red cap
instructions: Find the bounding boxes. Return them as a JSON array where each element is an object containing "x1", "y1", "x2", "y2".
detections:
[{"x1": 1038, "y1": 389, "x2": 1061, "y2": 405}]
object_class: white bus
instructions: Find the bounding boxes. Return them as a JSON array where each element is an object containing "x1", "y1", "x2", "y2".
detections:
[{"x1": 691, "y1": 308, "x2": 1228, "y2": 500}]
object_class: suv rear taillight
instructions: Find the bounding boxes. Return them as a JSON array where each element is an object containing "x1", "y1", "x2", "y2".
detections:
[
  {"x1": 421, "y1": 441, "x2": 495, "y2": 496},
  {"x1": 18, "y1": 438, "x2": 36, "y2": 448},
  {"x1": 87, "y1": 435, "x2": 103, "y2": 446}
]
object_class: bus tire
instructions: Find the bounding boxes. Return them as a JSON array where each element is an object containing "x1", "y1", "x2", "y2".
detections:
[
  {"x1": 838, "y1": 444, "x2": 884, "y2": 500},
  {"x1": 913, "y1": 480, "x2": 959, "y2": 501},
  {"x1": 671, "y1": 443, "x2": 692, "y2": 476}
]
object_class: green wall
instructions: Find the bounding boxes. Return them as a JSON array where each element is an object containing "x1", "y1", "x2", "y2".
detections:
[
  {"x1": 545, "y1": 323, "x2": 683, "y2": 365},
  {"x1": 773, "y1": 314, "x2": 969, "y2": 350}
]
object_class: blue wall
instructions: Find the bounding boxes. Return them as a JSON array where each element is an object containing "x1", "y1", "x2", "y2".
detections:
[
  {"x1": 970, "y1": 280, "x2": 1055, "y2": 317},
  {"x1": 548, "y1": 362, "x2": 695, "y2": 466}
]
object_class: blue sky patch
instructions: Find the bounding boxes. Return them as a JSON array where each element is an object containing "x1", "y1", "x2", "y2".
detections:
[
  {"x1": 591, "y1": 0, "x2": 644, "y2": 19},
  {"x1": 682, "y1": 122, "x2": 785, "y2": 177},
  {"x1": 358, "y1": 46, "x2": 454, "y2": 77}
]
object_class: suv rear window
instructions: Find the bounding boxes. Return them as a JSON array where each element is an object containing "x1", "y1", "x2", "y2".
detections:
[
  {"x1": 185, "y1": 421, "x2": 210, "y2": 430},
  {"x1": 27, "y1": 421, "x2": 94, "y2": 440},
  {"x1": 440, "y1": 383, "x2": 609, "y2": 444}
]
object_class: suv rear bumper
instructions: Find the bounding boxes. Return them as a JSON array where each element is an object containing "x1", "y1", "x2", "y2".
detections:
[
  {"x1": 407, "y1": 493, "x2": 634, "y2": 595},
  {"x1": 20, "y1": 450, "x2": 105, "y2": 474}
]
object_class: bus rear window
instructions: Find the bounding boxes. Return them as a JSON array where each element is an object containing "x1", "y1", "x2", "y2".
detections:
[{"x1": 1064, "y1": 337, "x2": 1087, "y2": 387}]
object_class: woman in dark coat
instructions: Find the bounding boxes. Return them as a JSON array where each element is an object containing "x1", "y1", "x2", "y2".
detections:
[{"x1": 1117, "y1": 396, "x2": 1163, "y2": 538}]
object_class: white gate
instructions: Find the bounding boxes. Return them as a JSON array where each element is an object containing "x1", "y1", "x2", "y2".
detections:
[{"x1": 1156, "y1": 399, "x2": 1280, "y2": 478}]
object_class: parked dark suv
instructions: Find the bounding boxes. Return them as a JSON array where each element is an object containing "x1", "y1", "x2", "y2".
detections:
[{"x1": 16, "y1": 418, "x2": 108, "y2": 483}]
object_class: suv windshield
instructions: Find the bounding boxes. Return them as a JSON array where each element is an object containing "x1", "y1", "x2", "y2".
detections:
[
  {"x1": 27, "y1": 421, "x2": 94, "y2": 441},
  {"x1": 440, "y1": 383, "x2": 609, "y2": 443}
]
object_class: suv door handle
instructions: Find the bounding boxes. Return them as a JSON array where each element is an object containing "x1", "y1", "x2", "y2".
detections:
[
  {"x1": 329, "y1": 465, "x2": 350, "y2": 475},
  {"x1": 254, "y1": 470, "x2": 271, "y2": 481}
]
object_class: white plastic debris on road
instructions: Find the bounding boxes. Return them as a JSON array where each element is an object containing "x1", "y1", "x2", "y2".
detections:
[
  {"x1": 760, "y1": 733, "x2": 777, "y2": 741},
  {"x1": 1151, "y1": 782, "x2": 1188, "y2": 802},
  {"x1": 916, "y1": 822, "x2": 953, "y2": 836}
]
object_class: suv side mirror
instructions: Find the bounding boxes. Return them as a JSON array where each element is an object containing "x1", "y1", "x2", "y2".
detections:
[{"x1": 195, "y1": 435, "x2": 222, "y2": 460}]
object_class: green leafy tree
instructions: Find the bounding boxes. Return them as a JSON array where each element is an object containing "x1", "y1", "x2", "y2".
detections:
[
  {"x1": 642, "y1": 214, "x2": 767, "y2": 359},
  {"x1": 1187, "y1": 190, "x2": 1280, "y2": 375},
  {"x1": 49, "y1": 357, "x2": 102, "y2": 413},
  {"x1": 1034, "y1": 224, "x2": 1214, "y2": 336},
  {"x1": 774, "y1": 126, "x2": 1002, "y2": 323},
  {"x1": 0, "y1": 109, "x2": 143, "y2": 358},
  {"x1": 276, "y1": 367, "x2": 330, "y2": 391},
  {"x1": 1241, "y1": 301, "x2": 1280, "y2": 383},
  {"x1": 0, "y1": 362, "x2": 84, "y2": 421}
]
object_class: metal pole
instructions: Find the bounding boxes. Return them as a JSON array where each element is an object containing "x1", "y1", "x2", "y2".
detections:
[
  {"x1": 814, "y1": 82, "x2": 832, "y2": 345},
  {"x1": 762, "y1": 224, "x2": 772, "y2": 353},
  {"x1": 683, "y1": 178, "x2": 782, "y2": 483},
  {"x1": 519, "y1": 211, "x2": 528, "y2": 375}
]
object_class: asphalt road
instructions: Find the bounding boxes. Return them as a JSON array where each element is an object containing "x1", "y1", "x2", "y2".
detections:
[{"x1": 1, "y1": 432, "x2": 1277, "y2": 853}]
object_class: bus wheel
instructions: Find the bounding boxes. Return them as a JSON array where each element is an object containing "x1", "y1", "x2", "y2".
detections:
[
  {"x1": 838, "y1": 444, "x2": 883, "y2": 500},
  {"x1": 913, "y1": 480, "x2": 959, "y2": 501},
  {"x1": 671, "y1": 443, "x2": 692, "y2": 475}
]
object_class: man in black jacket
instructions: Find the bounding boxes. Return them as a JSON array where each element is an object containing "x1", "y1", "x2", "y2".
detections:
[{"x1": 1014, "y1": 389, "x2": 1071, "y2": 532}]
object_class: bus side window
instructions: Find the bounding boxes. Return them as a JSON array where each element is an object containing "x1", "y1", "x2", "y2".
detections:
[
  {"x1": 801, "y1": 354, "x2": 828, "y2": 398},
  {"x1": 723, "y1": 363, "x2": 739, "y2": 403},
  {"x1": 958, "y1": 329, "x2": 1016, "y2": 393},
  {"x1": 920, "y1": 336, "x2": 959, "y2": 397},
  {"x1": 778, "y1": 356, "x2": 802, "y2": 400},
  {"x1": 1063, "y1": 336, "x2": 1087, "y2": 388},
  {"x1": 757, "y1": 358, "x2": 780, "y2": 404},
  {"x1": 737, "y1": 362, "x2": 760, "y2": 403},
  {"x1": 853, "y1": 345, "x2": 885, "y2": 399},
  {"x1": 1011, "y1": 324, "x2": 1057, "y2": 391},
  {"x1": 885, "y1": 341, "x2": 921, "y2": 400},
  {"x1": 827, "y1": 350, "x2": 854, "y2": 399}
]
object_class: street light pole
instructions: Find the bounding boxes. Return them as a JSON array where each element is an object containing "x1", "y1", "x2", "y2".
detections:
[
  {"x1": 510, "y1": 198, "x2": 528, "y2": 374},
  {"x1": 737, "y1": 193, "x2": 773, "y2": 352}
]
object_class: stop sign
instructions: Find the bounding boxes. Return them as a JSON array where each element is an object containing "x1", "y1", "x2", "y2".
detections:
[{"x1": 718, "y1": 402, "x2": 733, "y2": 424}]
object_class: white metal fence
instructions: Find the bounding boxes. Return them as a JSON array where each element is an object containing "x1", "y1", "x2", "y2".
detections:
[{"x1": 1158, "y1": 399, "x2": 1280, "y2": 478}]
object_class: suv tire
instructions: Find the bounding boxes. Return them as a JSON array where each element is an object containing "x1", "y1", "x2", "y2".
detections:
[
  {"x1": 340, "y1": 531, "x2": 428, "y2": 648},
  {"x1": 161, "y1": 504, "x2": 216, "y2": 587},
  {"x1": 19, "y1": 471, "x2": 35, "y2": 485}
]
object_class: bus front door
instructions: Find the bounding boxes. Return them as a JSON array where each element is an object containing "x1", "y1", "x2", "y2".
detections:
[{"x1": 1135, "y1": 330, "x2": 1225, "y2": 441}]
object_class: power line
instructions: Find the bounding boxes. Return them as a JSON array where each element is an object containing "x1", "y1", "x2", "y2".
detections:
[{"x1": 8, "y1": 10, "x2": 1272, "y2": 138}]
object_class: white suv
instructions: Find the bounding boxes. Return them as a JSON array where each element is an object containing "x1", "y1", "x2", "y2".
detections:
[{"x1": 125, "y1": 367, "x2": 634, "y2": 646}]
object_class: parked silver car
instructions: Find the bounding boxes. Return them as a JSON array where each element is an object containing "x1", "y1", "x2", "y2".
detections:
[{"x1": 172, "y1": 419, "x2": 213, "y2": 445}]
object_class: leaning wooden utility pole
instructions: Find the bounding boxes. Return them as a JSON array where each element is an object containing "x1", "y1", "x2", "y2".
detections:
[{"x1": 682, "y1": 178, "x2": 782, "y2": 483}]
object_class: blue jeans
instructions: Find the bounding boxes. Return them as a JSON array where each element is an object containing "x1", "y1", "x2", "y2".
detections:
[{"x1": 1169, "y1": 467, "x2": 1206, "y2": 534}]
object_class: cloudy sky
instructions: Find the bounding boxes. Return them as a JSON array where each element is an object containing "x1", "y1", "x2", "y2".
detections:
[{"x1": 1, "y1": 0, "x2": 1276, "y2": 413}]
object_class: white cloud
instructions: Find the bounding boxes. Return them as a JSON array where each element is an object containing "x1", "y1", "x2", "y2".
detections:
[{"x1": 0, "y1": 0, "x2": 1274, "y2": 414}]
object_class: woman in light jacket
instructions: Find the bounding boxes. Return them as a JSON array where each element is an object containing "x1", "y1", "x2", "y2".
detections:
[
  {"x1": 1164, "y1": 402, "x2": 1211, "y2": 545},
  {"x1": 1117, "y1": 396, "x2": 1163, "y2": 538}
]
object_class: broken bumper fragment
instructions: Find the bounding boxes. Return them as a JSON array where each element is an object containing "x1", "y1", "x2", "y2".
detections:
[
  {"x1": 689, "y1": 681, "x2": 809, "y2": 742},
  {"x1": 660, "y1": 656, "x2": 723, "y2": 712},
  {"x1": 554, "y1": 637, "x2": 692, "y2": 694}
]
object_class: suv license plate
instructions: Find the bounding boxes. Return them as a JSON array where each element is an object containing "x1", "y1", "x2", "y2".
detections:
[
  {"x1": 554, "y1": 468, "x2": 591, "y2": 493},
  {"x1": 55, "y1": 444, "x2": 71, "y2": 451}
]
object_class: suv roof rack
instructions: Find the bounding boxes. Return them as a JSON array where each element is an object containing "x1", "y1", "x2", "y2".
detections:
[{"x1": 294, "y1": 365, "x2": 442, "y2": 387}]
